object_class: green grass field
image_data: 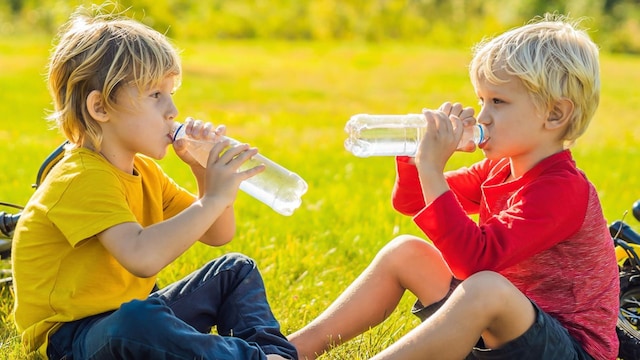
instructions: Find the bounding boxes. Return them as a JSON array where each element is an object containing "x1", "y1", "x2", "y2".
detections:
[{"x1": 1, "y1": 35, "x2": 639, "y2": 359}]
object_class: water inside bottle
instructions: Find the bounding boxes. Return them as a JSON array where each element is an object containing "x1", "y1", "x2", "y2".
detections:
[
  {"x1": 239, "y1": 182, "x2": 302, "y2": 216},
  {"x1": 172, "y1": 121, "x2": 308, "y2": 216},
  {"x1": 344, "y1": 113, "x2": 485, "y2": 157},
  {"x1": 237, "y1": 156, "x2": 306, "y2": 216},
  {"x1": 345, "y1": 125, "x2": 423, "y2": 157}
]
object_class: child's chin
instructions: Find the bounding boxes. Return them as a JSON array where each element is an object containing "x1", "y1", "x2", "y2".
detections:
[
  {"x1": 482, "y1": 150, "x2": 500, "y2": 161},
  {"x1": 147, "y1": 149, "x2": 167, "y2": 160}
]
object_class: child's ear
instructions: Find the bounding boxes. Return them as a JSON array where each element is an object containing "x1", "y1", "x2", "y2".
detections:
[
  {"x1": 545, "y1": 98, "x2": 574, "y2": 130},
  {"x1": 86, "y1": 90, "x2": 108, "y2": 123}
]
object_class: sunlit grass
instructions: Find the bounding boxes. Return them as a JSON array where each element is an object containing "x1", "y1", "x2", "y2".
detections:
[{"x1": 1, "y1": 35, "x2": 639, "y2": 358}]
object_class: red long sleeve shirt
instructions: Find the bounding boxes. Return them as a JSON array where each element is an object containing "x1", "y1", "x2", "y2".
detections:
[{"x1": 392, "y1": 150, "x2": 618, "y2": 360}]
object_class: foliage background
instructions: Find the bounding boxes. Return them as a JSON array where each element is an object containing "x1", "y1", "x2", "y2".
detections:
[{"x1": 2, "y1": 0, "x2": 640, "y2": 53}]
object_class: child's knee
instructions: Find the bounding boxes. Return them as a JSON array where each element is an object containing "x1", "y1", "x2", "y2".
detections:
[
  {"x1": 377, "y1": 235, "x2": 442, "y2": 267},
  {"x1": 203, "y1": 252, "x2": 257, "y2": 278},
  {"x1": 108, "y1": 298, "x2": 171, "y2": 338},
  {"x1": 460, "y1": 271, "x2": 521, "y2": 306}
]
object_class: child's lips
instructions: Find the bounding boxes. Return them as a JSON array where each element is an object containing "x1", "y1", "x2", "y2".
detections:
[{"x1": 478, "y1": 136, "x2": 489, "y2": 149}]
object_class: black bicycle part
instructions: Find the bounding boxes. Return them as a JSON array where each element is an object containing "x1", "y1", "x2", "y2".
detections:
[
  {"x1": 612, "y1": 216, "x2": 640, "y2": 359},
  {"x1": 611, "y1": 220, "x2": 640, "y2": 245},
  {"x1": 0, "y1": 202, "x2": 23, "y2": 259},
  {"x1": 33, "y1": 141, "x2": 68, "y2": 189},
  {"x1": 618, "y1": 277, "x2": 640, "y2": 359},
  {"x1": 0, "y1": 211, "x2": 20, "y2": 238},
  {"x1": 0, "y1": 142, "x2": 67, "y2": 282}
]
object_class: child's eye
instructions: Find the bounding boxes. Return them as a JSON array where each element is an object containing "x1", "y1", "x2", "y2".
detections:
[
  {"x1": 151, "y1": 92, "x2": 161, "y2": 99},
  {"x1": 492, "y1": 98, "x2": 504, "y2": 104}
]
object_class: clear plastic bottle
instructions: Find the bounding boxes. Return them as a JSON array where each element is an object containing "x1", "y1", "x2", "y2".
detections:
[
  {"x1": 344, "y1": 114, "x2": 485, "y2": 157},
  {"x1": 172, "y1": 123, "x2": 308, "y2": 216}
]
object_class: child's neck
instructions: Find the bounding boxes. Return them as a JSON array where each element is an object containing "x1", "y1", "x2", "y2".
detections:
[{"x1": 83, "y1": 143, "x2": 136, "y2": 175}]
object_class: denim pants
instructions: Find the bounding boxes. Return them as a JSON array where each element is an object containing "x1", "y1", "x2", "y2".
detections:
[{"x1": 47, "y1": 253, "x2": 298, "y2": 360}]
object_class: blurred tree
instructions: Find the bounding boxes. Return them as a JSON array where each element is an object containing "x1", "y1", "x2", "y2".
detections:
[{"x1": 1, "y1": 0, "x2": 639, "y2": 53}]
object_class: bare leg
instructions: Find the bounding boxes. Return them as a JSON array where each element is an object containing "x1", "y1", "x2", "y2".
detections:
[
  {"x1": 289, "y1": 235, "x2": 453, "y2": 359},
  {"x1": 370, "y1": 271, "x2": 537, "y2": 360}
]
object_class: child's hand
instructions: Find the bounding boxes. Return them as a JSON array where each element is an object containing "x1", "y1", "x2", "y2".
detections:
[
  {"x1": 201, "y1": 139, "x2": 265, "y2": 208},
  {"x1": 173, "y1": 117, "x2": 226, "y2": 167},
  {"x1": 438, "y1": 102, "x2": 478, "y2": 152},
  {"x1": 438, "y1": 102, "x2": 476, "y2": 126},
  {"x1": 414, "y1": 104, "x2": 467, "y2": 204},
  {"x1": 415, "y1": 107, "x2": 463, "y2": 173}
]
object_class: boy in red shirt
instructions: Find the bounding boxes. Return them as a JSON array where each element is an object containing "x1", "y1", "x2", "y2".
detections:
[{"x1": 289, "y1": 14, "x2": 618, "y2": 360}]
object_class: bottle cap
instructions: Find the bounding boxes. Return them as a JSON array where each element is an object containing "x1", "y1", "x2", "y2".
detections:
[{"x1": 171, "y1": 122, "x2": 184, "y2": 142}]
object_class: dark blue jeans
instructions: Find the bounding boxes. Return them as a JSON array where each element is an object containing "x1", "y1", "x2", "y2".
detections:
[{"x1": 47, "y1": 253, "x2": 298, "y2": 360}]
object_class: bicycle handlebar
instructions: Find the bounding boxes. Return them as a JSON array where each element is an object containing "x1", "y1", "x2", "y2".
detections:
[
  {"x1": 611, "y1": 220, "x2": 640, "y2": 245},
  {"x1": 0, "y1": 211, "x2": 20, "y2": 238}
]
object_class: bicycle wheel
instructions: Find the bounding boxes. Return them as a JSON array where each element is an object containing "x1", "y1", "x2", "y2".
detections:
[{"x1": 618, "y1": 286, "x2": 640, "y2": 359}]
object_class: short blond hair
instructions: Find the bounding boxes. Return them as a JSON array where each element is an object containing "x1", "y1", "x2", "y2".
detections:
[
  {"x1": 469, "y1": 14, "x2": 599, "y2": 146},
  {"x1": 47, "y1": 5, "x2": 182, "y2": 150}
]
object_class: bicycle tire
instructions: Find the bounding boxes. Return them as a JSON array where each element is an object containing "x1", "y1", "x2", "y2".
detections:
[{"x1": 617, "y1": 286, "x2": 640, "y2": 359}]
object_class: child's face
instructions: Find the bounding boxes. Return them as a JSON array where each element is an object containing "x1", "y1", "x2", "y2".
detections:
[
  {"x1": 107, "y1": 75, "x2": 179, "y2": 160},
  {"x1": 474, "y1": 70, "x2": 556, "y2": 171}
]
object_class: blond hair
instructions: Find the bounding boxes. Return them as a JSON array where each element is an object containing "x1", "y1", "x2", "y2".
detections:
[
  {"x1": 469, "y1": 14, "x2": 599, "y2": 146},
  {"x1": 47, "y1": 5, "x2": 182, "y2": 150}
]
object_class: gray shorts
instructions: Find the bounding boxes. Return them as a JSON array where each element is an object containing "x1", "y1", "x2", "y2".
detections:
[{"x1": 411, "y1": 278, "x2": 594, "y2": 360}]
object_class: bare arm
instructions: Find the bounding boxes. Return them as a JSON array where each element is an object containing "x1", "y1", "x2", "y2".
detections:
[
  {"x1": 172, "y1": 118, "x2": 246, "y2": 246},
  {"x1": 189, "y1": 163, "x2": 236, "y2": 246},
  {"x1": 98, "y1": 140, "x2": 263, "y2": 278}
]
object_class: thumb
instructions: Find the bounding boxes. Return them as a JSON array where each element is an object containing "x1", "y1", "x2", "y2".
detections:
[{"x1": 172, "y1": 138, "x2": 187, "y2": 154}]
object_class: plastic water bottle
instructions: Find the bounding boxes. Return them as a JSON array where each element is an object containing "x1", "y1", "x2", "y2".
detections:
[
  {"x1": 344, "y1": 114, "x2": 485, "y2": 157},
  {"x1": 172, "y1": 123, "x2": 308, "y2": 216}
]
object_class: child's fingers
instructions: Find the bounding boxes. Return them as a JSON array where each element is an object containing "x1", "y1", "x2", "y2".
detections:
[
  {"x1": 459, "y1": 107, "x2": 476, "y2": 124},
  {"x1": 210, "y1": 142, "x2": 260, "y2": 171},
  {"x1": 449, "y1": 114, "x2": 464, "y2": 136},
  {"x1": 237, "y1": 161, "x2": 266, "y2": 180},
  {"x1": 206, "y1": 139, "x2": 232, "y2": 166},
  {"x1": 183, "y1": 118, "x2": 221, "y2": 141},
  {"x1": 219, "y1": 145, "x2": 266, "y2": 178},
  {"x1": 437, "y1": 102, "x2": 453, "y2": 113},
  {"x1": 214, "y1": 125, "x2": 226, "y2": 137},
  {"x1": 449, "y1": 103, "x2": 464, "y2": 117},
  {"x1": 201, "y1": 122, "x2": 214, "y2": 140},
  {"x1": 437, "y1": 102, "x2": 475, "y2": 125}
]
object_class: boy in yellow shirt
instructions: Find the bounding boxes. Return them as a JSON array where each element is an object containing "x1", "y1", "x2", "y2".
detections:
[{"x1": 12, "y1": 6, "x2": 296, "y2": 360}]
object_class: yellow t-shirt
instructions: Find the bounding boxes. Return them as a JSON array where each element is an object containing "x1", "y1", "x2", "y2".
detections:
[{"x1": 12, "y1": 147, "x2": 195, "y2": 356}]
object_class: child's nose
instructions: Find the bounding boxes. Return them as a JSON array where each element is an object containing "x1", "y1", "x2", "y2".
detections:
[
  {"x1": 476, "y1": 108, "x2": 490, "y2": 125},
  {"x1": 167, "y1": 101, "x2": 179, "y2": 120}
]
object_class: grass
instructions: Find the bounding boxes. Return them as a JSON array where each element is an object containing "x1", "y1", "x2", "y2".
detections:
[{"x1": 1, "y1": 35, "x2": 639, "y2": 359}]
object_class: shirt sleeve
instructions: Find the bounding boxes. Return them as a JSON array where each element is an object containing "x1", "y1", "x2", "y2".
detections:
[
  {"x1": 392, "y1": 156, "x2": 491, "y2": 216},
  {"x1": 442, "y1": 160, "x2": 494, "y2": 215},
  {"x1": 136, "y1": 156, "x2": 195, "y2": 220},
  {"x1": 414, "y1": 173, "x2": 588, "y2": 279},
  {"x1": 48, "y1": 169, "x2": 136, "y2": 247},
  {"x1": 391, "y1": 156, "x2": 425, "y2": 216}
]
